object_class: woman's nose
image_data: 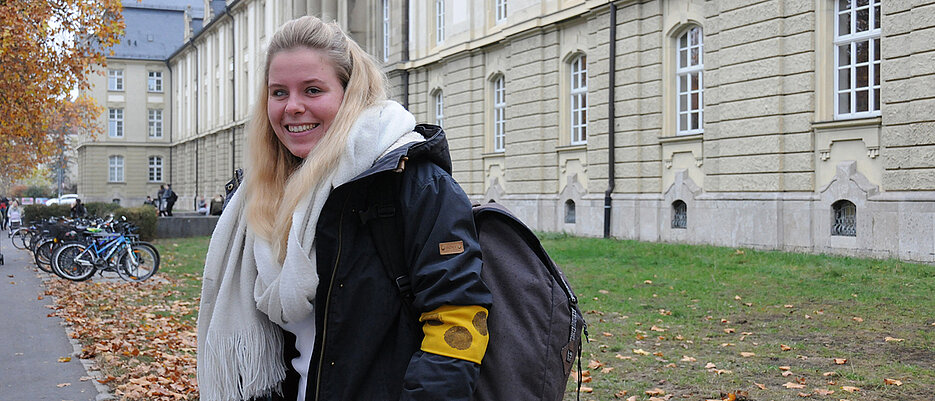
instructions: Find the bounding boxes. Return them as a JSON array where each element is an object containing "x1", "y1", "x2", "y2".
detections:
[{"x1": 285, "y1": 95, "x2": 304, "y2": 114}]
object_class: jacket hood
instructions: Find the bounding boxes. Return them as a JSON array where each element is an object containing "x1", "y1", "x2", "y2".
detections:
[{"x1": 361, "y1": 124, "x2": 452, "y2": 179}]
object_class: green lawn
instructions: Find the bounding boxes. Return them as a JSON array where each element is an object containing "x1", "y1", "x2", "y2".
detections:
[{"x1": 155, "y1": 235, "x2": 935, "y2": 400}]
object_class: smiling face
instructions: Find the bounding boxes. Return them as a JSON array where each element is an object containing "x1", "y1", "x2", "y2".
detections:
[{"x1": 267, "y1": 48, "x2": 346, "y2": 158}]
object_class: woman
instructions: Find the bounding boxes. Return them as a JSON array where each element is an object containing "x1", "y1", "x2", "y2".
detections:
[{"x1": 198, "y1": 16, "x2": 491, "y2": 401}]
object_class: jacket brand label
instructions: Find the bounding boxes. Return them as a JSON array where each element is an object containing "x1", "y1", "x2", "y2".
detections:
[{"x1": 439, "y1": 241, "x2": 464, "y2": 256}]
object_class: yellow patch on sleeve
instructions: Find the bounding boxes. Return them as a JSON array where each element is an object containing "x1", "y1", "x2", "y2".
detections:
[{"x1": 419, "y1": 305, "x2": 489, "y2": 364}]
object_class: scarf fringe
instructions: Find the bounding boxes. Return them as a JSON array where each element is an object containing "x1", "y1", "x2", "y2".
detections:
[{"x1": 198, "y1": 321, "x2": 286, "y2": 401}]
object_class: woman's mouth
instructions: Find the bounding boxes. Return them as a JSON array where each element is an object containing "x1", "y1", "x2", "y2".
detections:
[{"x1": 287, "y1": 123, "x2": 319, "y2": 133}]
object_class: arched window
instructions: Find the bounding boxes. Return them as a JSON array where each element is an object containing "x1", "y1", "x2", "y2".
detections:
[
  {"x1": 564, "y1": 200, "x2": 576, "y2": 224},
  {"x1": 570, "y1": 55, "x2": 588, "y2": 145},
  {"x1": 676, "y1": 26, "x2": 703, "y2": 135},
  {"x1": 672, "y1": 200, "x2": 687, "y2": 229},
  {"x1": 492, "y1": 75, "x2": 506, "y2": 152},
  {"x1": 433, "y1": 90, "x2": 444, "y2": 127},
  {"x1": 832, "y1": 200, "x2": 857, "y2": 236}
]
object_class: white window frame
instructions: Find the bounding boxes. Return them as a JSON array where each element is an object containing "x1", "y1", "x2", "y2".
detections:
[
  {"x1": 493, "y1": 76, "x2": 506, "y2": 152},
  {"x1": 676, "y1": 26, "x2": 704, "y2": 135},
  {"x1": 108, "y1": 155, "x2": 124, "y2": 182},
  {"x1": 495, "y1": 0, "x2": 507, "y2": 24},
  {"x1": 148, "y1": 109, "x2": 163, "y2": 138},
  {"x1": 834, "y1": 0, "x2": 881, "y2": 119},
  {"x1": 434, "y1": 91, "x2": 444, "y2": 127},
  {"x1": 148, "y1": 156, "x2": 163, "y2": 182},
  {"x1": 108, "y1": 69, "x2": 124, "y2": 91},
  {"x1": 570, "y1": 55, "x2": 588, "y2": 145},
  {"x1": 148, "y1": 71, "x2": 163, "y2": 92},
  {"x1": 382, "y1": 0, "x2": 390, "y2": 62},
  {"x1": 436, "y1": 0, "x2": 445, "y2": 44},
  {"x1": 108, "y1": 108, "x2": 124, "y2": 138}
]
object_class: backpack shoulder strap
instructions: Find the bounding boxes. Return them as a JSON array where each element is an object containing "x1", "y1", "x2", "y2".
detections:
[{"x1": 358, "y1": 171, "x2": 414, "y2": 304}]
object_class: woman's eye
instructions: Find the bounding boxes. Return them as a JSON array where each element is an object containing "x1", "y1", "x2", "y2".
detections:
[
  {"x1": 270, "y1": 89, "x2": 286, "y2": 97},
  {"x1": 306, "y1": 87, "x2": 321, "y2": 94}
]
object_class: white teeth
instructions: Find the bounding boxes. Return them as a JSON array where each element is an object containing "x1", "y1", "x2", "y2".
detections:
[{"x1": 287, "y1": 124, "x2": 318, "y2": 133}]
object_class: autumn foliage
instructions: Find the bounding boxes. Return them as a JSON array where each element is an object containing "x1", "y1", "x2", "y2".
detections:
[{"x1": 0, "y1": 0, "x2": 122, "y2": 180}]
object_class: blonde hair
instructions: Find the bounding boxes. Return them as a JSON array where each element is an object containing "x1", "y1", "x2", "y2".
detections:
[{"x1": 245, "y1": 16, "x2": 387, "y2": 261}]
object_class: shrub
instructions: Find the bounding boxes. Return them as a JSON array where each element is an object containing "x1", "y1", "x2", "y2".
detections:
[{"x1": 20, "y1": 204, "x2": 158, "y2": 241}]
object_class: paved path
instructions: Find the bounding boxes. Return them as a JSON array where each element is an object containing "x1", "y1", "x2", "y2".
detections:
[{"x1": 0, "y1": 239, "x2": 108, "y2": 401}]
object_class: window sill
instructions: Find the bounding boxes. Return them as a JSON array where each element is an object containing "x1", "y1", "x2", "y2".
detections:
[
  {"x1": 812, "y1": 116, "x2": 882, "y2": 130},
  {"x1": 107, "y1": 182, "x2": 127, "y2": 185},
  {"x1": 659, "y1": 133, "x2": 703, "y2": 144},
  {"x1": 556, "y1": 143, "x2": 587, "y2": 152},
  {"x1": 482, "y1": 151, "x2": 506, "y2": 159}
]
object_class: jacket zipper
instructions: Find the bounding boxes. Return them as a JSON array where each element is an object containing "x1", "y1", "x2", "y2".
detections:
[{"x1": 313, "y1": 196, "x2": 349, "y2": 401}]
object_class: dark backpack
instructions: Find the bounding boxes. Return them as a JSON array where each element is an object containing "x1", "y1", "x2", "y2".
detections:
[{"x1": 362, "y1": 175, "x2": 588, "y2": 401}]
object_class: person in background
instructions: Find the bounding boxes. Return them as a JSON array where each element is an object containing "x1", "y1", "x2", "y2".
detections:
[
  {"x1": 0, "y1": 197, "x2": 7, "y2": 230},
  {"x1": 163, "y1": 184, "x2": 178, "y2": 216},
  {"x1": 70, "y1": 198, "x2": 87, "y2": 219},
  {"x1": 157, "y1": 185, "x2": 167, "y2": 216},
  {"x1": 144, "y1": 196, "x2": 155, "y2": 207},
  {"x1": 197, "y1": 15, "x2": 490, "y2": 401},
  {"x1": 196, "y1": 196, "x2": 208, "y2": 215}
]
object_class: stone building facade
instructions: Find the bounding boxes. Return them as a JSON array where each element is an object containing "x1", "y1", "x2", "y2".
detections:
[{"x1": 80, "y1": 0, "x2": 935, "y2": 263}]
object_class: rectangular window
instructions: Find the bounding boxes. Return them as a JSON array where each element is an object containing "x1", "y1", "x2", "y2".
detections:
[
  {"x1": 435, "y1": 91, "x2": 444, "y2": 127},
  {"x1": 148, "y1": 156, "x2": 163, "y2": 182},
  {"x1": 108, "y1": 69, "x2": 124, "y2": 91},
  {"x1": 496, "y1": 0, "x2": 507, "y2": 23},
  {"x1": 109, "y1": 155, "x2": 124, "y2": 182},
  {"x1": 383, "y1": 0, "x2": 390, "y2": 62},
  {"x1": 109, "y1": 108, "x2": 124, "y2": 138},
  {"x1": 570, "y1": 55, "x2": 588, "y2": 144},
  {"x1": 834, "y1": 0, "x2": 881, "y2": 119},
  {"x1": 493, "y1": 76, "x2": 506, "y2": 152},
  {"x1": 148, "y1": 71, "x2": 163, "y2": 92},
  {"x1": 676, "y1": 27, "x2": 704, "y2": 135},
  {"x1": 148, "y1": 109, "x2": 163, "y2": 138},
  {"x1": 436, "y1": 0, "x2": 445, "y2": 44}
]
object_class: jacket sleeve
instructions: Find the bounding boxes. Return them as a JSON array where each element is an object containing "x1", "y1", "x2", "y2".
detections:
[{"x1": 397, "y1": 166, "x2": 492, "y2": 401}]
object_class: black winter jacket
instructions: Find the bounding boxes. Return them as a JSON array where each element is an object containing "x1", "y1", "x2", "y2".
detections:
[{"x1": 275, "y1": 125, "x2": 492, "y2": 401}]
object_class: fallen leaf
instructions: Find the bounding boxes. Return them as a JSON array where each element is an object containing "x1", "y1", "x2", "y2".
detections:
[
  {"x1": 599, "y1": 289, "x2": 609, "y2": 294},
  {"x1": 784, "y1": 304, "x2": 795, "y2": 308},
  {"x1": 779, "y1": 366, "x2": 792, "y2": 371},
  {"x1": 705, "y1": 362, "x2": 717, "y2": 369},
  {"x1": 782, "y1": 371, "x2": 794, "y2": 377},
  {"x1": 813, "y1": 388, "x2": 834, "y2": 395},
  {"x1": 615, "y1": 353, "x2": 632, "y2": 360},
  {"x1": 613, "y1": 390, "x2": 628, "y2": 398},
  {"x1": 645, "y1": 388, "x2": 666, "y2": 396},
  {"x1": 852, "y1": 317, "x2": 864, "y2": 322},
  {"x1": 834, "y1": 358, "x2": 847, "y2": 365},
  {"x1": 822, "y1": 371, "x2": 837, "y2": 377},
  {"x1": 783, "y1": 382, "x2": 806, "y2": 389},
  {"x1": 651, "y1": 325, "x2": 667, "y2": 332},
  {"x1": 735, "y1": 295, "x2": 742, "y2": 300},
  {"x1": 580, "y1": 386, "x2": 593, "y2": 393},
  {"x1": 841, "y1": 386, "x2": 861, "y2": 392},
  {"x1": 797, "y1": 392, "x2": 811, "y2": 397},
  {"x1": 633, "y1": 348, "x2": 650, "y2": 356},
  {"x1": 740, "y1": 352, "x2": 755, "y2": 358},
  {"x1": 644, "y1": 280, "x2": 653, "y2": 284},
  {"x1": 79, "y1": 376, "x2": 93, "y2": 381},
  {"x1": 883, "y1": 378, "x2": 902, "y2": 386},
  {"x1": 56, "y1": 383, "x2": 71, "y2": 388},
  {"x1": 781, "y1": 344, "x2": 792, "y2": 351},
  {"x1": 884, "y1": 337, "x2": 904, "y2": 342},
  {"x1": 626, "y1": 396, "x2": 638, "y2": 401},
  {"x1": 57, "y1": 357, "x2": 71, "y2": 363},
  {"x1": 681, "y1": 355, "x2": 696, "y2": 362},
  {"x1": 602, "y1": 367, "x2": 615, "y2": 374},
  {"x1": 588, "y1": 360, "x2": 604, "y2": 369},
  {"x1": 724, "y1": 328, "x2": 736, "y2": 334},
  {"x1": 603, "y1": 332, "x2": 614, "y2": 337},
  {"x1": 754, "y1": 382, "x2": 767, "y2": 390}
]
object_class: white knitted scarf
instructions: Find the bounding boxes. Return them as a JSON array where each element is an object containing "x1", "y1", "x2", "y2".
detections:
[{"x1": 197, "y1": 101, "x2": 417, "y2": 401}]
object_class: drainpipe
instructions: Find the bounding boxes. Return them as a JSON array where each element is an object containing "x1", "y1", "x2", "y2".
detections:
[
  {"x1": 231, "y1": 16, "x2": 237, "y2": 181},
  {"x1": 401, "y1": 0, "x2": 410, "y2": 109},
  {"x1": 603, "y1": 2, "x2": 617, "y2": 238},
  {"x1": 167, "y1": 60, "x2": 173, "y2": 190},
  {"x1": 194, "y1": 42, "x2": 200, "y2": 201}
]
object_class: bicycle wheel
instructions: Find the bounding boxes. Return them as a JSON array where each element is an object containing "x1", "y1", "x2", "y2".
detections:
[
  {"x1": 11, "y1": 230, "x2": 28, "y2": 250},
  {"x1": 52, "y1": 243, "x2": 96, "y2": 281},
  {"x1": 32, "y1": 239, "x2": 55, "y2": 273},
  {"x1": 118, "y1": 243, "x2": 159, "y2": 282}
]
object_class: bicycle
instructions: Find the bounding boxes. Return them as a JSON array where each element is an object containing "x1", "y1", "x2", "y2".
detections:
[{"x1": 52, "y1": 223, "x2": 160, "y2": 282}]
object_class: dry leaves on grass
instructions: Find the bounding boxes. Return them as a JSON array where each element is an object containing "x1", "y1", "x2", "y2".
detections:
[{"x1": 44, "y1": 278, "x2": 198, "y2": 400}]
